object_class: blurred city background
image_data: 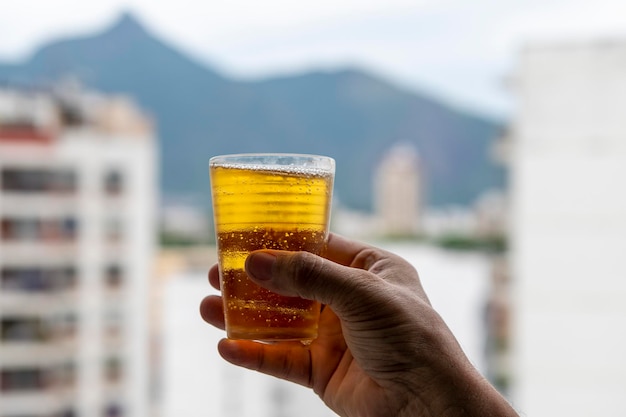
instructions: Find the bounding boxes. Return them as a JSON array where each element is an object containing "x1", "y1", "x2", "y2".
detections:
[{"x1": 1, "y1": 1, "x2": 625, "y2": 416}]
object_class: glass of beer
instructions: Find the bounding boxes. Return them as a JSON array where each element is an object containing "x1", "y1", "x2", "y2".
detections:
[{"x1": 209, "y1": 153, "x2": 335, "y2": 342}]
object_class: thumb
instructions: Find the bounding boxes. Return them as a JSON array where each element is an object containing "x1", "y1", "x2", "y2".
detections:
[{"x1": 245, "y1": 250, "x2": 381, "y2": 317}]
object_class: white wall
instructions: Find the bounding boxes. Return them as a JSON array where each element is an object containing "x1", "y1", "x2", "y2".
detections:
[
  {"x1": 61, "y1": 132, "x2": 156, "y2": 417},
  {"x1": 510, "y1": 41, "x2": 626, "y2": 417}
]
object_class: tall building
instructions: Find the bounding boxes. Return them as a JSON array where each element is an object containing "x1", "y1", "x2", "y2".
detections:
[
  {"x1": 0, "y1": 85, "x2": 157, "y2": 417},
  {"x1": 373, "y1": 142, "x2": 422, "y2": 236},
  {"x1": 508, "y1": 41, "x2": 626, "y2": 416}
]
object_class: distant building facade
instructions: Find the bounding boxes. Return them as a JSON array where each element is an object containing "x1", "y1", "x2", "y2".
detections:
[
  {"x1": 373, "y1": 143, "x2": 422, "y2": 236},
  {"x1": 0, "y1": 85, "x2": 157, "y2": 417},
  {"x1": 509, "y1": 41, "x2": 626, "y2": 416}
]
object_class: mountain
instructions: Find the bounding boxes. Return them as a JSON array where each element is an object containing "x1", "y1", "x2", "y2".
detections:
[{"x1": 0, "y1": 12, "x2": 505, "y2": 211}]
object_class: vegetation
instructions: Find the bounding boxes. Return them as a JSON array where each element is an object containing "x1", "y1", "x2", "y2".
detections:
[
  {"x1": 431, "y1": 234, "x2": 507, "y2": 253},
  {"x1": 159, "y1": 232, "x2": 214, "y2": 248}
]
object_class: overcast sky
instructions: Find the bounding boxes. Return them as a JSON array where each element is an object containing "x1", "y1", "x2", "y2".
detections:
[{"x1": 1, "y1": 0, "x2": 625, "y2": 117}]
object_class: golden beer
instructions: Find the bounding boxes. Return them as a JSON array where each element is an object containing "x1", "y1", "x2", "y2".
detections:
[{"x1": 210, "y1": 154, "x2": 334, "y2": 341}]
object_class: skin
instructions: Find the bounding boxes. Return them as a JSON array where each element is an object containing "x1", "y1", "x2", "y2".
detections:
[{"x1": 200, "y1": 233, "x2": 519, "y2": 417}]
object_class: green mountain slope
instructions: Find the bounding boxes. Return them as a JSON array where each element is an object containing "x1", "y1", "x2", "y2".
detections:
[{"x1": 0, "y1": 12, "x2": 505, "y2": 211}]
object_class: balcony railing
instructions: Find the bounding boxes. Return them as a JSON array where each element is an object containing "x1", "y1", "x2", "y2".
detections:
[
  {"x1": 0, "y1": 362, "x2": 76, "y2": 392},
  {"x1": 1, "y1": 266, "x2": 77, "y2": 293},
  {"x1": 1, "y1": 217, "x2": 78, "y2": 242}
]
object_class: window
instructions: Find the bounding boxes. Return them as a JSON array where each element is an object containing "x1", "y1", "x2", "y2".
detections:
[
  {"x1": 48, "y1": 170, "x2": 76, "y2": 193},
  {"x1": 52, "y1": 409, "x2": 77, "y2": 417},
  {"x1": 51, "y1": 266, "x2": 78, "y2": 291},
  {"x1": 1, "y1": 268, "x2": 46, "y2": 291},
  {"x1": 51, "y1": 313, "x2": 78, "y2": 339},
  {"x1": 104, "y1": 170, "x2": 123, "y2": 195},
  {"x1": 104, "y1": 217, "x2": 123, "y2": 243},
  {"x1": 103, "y1": 309, "x2": 123, "y2": 339},
  {"x1": 1, "y1": 266, "x2": 77, "y2": 292},
  {"x1": 1, "y1": 168, "x2": 76, "y2": 193},
  {"x1": 0, "y1": 317, "x2": 47, "y2": 342},
  {"x1": 50, "y1": 362, "x2": 76, "y2": 388},
  {"x1": 0, "y1": 368, "x2": 46, "y2": 391},
  {"x1": 0, "y1": 217, "x2": 78, "y2": 241},
  {"x1": 104, "y1": 264, "x2": 123, "y2": 289},
  {"x1": 104, "y1": 403, "x2": 123, "y2": 417},
  {"x1": 1, "y1": 218, "x2": 38, "y2": 240},
  {"x1": 61, "y1": 218, "x2": 78, "y2": 240},
  {"x1": 103, "y1": 356, "x2": 123, "y2": 383}
]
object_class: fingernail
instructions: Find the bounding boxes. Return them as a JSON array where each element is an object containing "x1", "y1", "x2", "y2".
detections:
[{"x1": 246, "y1": 251, "x2": 276, "y2": 281}]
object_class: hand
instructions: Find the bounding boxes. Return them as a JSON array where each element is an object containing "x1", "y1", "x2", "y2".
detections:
[{"x1": 200, "y1": 233, "x2": 517, "y2": 417}]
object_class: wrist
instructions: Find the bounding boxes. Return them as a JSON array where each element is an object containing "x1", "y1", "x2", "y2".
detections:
[
  {"x1": 407, "y1": 355, "x2": 517, "y2": 417},
  {"x1": 395, "y1": 316, "x2": 518, "y2": 417}
]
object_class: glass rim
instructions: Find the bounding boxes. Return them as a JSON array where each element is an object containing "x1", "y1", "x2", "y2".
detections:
[{"x1": 209, "y1": 153, "x2": 335, "y2": 171}]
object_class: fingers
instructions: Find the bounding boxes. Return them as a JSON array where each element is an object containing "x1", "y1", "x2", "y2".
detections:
[
  {"x1": 199, "y1": 295, "x2": 225, "y2": 330},
  {"x1": 206, "y1": 233, "x2": 426, "y2": 327},
  {"x1": 327, "y1": 233, "x2": 428, "y2": 300},
  {"x1": 208, "y1": 263, "x2": 220, "y2": 291},
  {"x1": 245, "y1": 249, "x2": 383, "y2": 318},
  {"x1": 325, "y1": 233, "x2": 384, "y2": 269},
  {"x1": 209, "y1": 233, "x2": 414, "y2": 300},
  {"x1": 217, "y1": 339, "x2": 313, "y2": 388}
]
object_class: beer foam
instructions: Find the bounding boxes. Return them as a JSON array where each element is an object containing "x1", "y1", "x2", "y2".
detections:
[{"x1": 212, "y1": 162, "x2": 334, "y2": 178}]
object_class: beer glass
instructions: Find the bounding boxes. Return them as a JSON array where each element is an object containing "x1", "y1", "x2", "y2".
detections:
[{"x1": 209, "y1": 153, "x2": 335, "y2": 342}]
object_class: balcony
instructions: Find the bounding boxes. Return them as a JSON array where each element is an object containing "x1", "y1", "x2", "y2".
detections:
[
  {"x1": 102, "y1": 355, "x2": 125, "y2": 393},
  {"x1": 0, "y1": 341, "x2": 79, "y2": 367},
  {"x1": 1, "y1": 217, "x2": 78, "y2": 242},
  {"x1": 0, "y1": 295, "x2": 78, "y2": 318},
  {"x1": 1, "y1": 192, "x2": 79, "y2": 218},
  {"x1": 1, "y1": 317, "x2": 79, "y2": 365},
  {"x1": 0, "y1": 364, "x2": 77, "y2": 415},
  {"x1": 0, "y1": 218, "x2": 79, "y2": 262},
  {"x1": 1, "y1": 361, "x2": 76, "y2": 390},
  {"x1": 0, "y1": 390, "x2": 76, "y2": 416},
  {"x1": 1, "y1": 266, "x2": 77, "y2": 291},
  {"x1": 0, "y1": 266, "x2": 79, "y2": 313},
  {"x1": 103, "y1": 169, "x2": 124, "y2": 197},
  {"x1": 1, "y1": 167, "x2": 76, "y2": 194},
  {"x1": 0, "y1": 242, "x2": 78, "y2": 263}
]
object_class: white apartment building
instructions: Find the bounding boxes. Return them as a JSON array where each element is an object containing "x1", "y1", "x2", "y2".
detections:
[
  {"x1": 373, "y1": 142, "x2": 422, "y2": 236},
  {"x1": 0, "y1": 85, "x2": 157, "y2": 417},
  {"x1": 509, "y1": 41, "x2": 626, "y2": 416}
]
